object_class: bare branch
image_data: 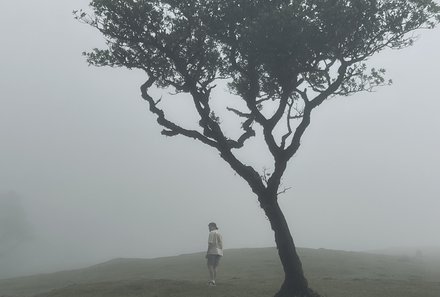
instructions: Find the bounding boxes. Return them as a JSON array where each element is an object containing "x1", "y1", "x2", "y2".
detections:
[
  {"x1": 277, "y1": 187, "x2": 292, "y2": 196},
  {"x1": 280, "y1": 99, "x2": 295, "y2": 150},
  {"x1": 295, "y1": 87, "x2": 309, "y2": 103},
  {"x1": 140, "y1": 77, "x2": 219, "y2": 148},
  {"x1": 226, "y1": 107, "x2": 253, "y2": 119}
]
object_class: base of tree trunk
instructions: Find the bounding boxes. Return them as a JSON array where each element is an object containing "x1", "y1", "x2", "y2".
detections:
[
  {"x1": 274, "y1": 289, "x2": 322, "y2": 297},
  {"x1": 274, "y1": 282, "x2": 322, "y2": 297}
]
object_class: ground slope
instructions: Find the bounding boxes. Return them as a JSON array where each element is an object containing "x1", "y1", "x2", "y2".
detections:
[{"x1": 1, "y1": 247, "x2": 439, "y2": 297}]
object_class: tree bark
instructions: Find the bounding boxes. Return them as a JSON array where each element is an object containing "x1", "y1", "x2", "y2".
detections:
[{"x1": 261, "y1": 196, "x2": 320, "y2": 297}]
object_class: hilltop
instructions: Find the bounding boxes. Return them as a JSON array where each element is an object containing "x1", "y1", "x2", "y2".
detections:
[{"x1": 1, "y1": 247, "x2": 439, "y2": 297}]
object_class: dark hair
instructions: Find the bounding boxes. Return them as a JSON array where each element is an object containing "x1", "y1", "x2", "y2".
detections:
[{"x1": 208, "y1": 222, "x2": 218, "y2": 229}]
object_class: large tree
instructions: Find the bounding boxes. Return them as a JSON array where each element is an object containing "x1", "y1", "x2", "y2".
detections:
[{"x1": 77, "y1": 1, "x2": 439, "y2": 296}]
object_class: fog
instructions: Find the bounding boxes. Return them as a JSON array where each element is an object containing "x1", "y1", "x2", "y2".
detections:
[{"x1": 1, "y1": 1, "x2": 439, "y2": 279}]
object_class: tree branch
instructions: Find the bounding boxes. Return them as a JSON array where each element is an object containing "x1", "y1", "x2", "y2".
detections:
[{"x1": 140, "y1": 77, "x2": 219, "y2": 148}]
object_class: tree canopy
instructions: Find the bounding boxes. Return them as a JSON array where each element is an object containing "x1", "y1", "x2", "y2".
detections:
[{"x1": 77, "y1": 0, "x2": 439, "y2": 196}]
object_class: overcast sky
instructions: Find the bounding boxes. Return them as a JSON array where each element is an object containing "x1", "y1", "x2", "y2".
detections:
[{"x1": 1, "y1": 1, "x2": 439, "y2": 278}]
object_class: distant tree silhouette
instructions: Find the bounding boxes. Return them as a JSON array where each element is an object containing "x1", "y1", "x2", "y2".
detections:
[
  {"x1": 76, "y1": 1, "x2": 439, "y2": 296},
  {"x1": 0, "y1": 192, "x2": 32, "y2": 259}
]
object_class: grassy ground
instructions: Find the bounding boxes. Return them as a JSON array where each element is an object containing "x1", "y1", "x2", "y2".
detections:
[
  {"x1": 1, "y1": 247, "x2": 439, "y2": 297},
  {"x1": 29, "y1": 278, "x2": 440, "y2": 297}
]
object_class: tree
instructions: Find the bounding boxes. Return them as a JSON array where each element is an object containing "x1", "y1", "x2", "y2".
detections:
[
  {"x1": 76, "y1": 1, "x2": 439, "y2": 296},
  {"x1": 0, "y1": 191, "x2": 32, "y2": 259}
]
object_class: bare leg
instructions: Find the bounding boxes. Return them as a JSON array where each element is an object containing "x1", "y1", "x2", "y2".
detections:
[
  {"x1": 208, "y1": 264, "x2": 215, "y2": 282},
  {"x1": 212, "y1": 265, "x2": 217, "y2": 281}
]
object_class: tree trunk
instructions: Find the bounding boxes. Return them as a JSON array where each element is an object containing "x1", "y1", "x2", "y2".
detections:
[{"x1": 262, "y1": 196, "x2": 320, "y2": 297}]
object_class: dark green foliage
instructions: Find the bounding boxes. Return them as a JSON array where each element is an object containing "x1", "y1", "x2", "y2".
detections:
[
  {"x1": 75, "y1": 1, "x2": 439, "y2": 161},
  {"x1": 77, "y1": 0, "x2": 439, "y2": 102}
]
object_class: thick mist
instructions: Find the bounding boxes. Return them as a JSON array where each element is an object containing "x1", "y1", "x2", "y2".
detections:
[{"x1": 1, "y1": 1, "x2": 440, "y2": 279}]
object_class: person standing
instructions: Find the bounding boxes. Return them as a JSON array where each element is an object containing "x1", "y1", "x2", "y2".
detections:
[{"x1": 206, "y1": 222, "x2": 223, "y2": 286}]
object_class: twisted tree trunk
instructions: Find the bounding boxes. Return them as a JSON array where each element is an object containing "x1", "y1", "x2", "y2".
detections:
[{"x1": 261, "y1": 196, "x2": 320, "y2": 297}]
